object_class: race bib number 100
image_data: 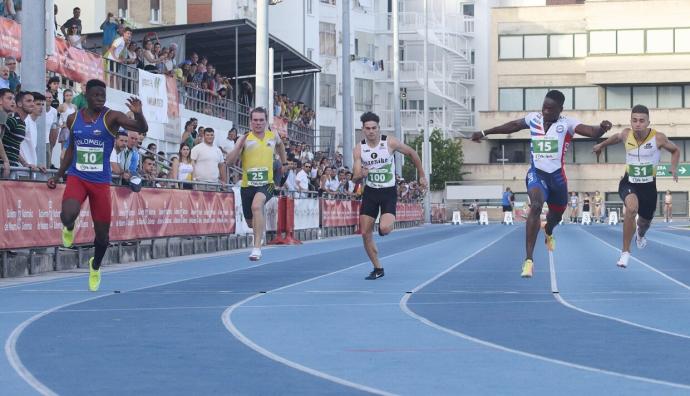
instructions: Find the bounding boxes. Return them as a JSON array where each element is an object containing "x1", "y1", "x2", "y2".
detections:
[
  {"x1": 76, "y1": 146, "x2": 104, "y2": 172},
  {"x1": 531, "y1": 136, "x2": 559, "y2": 160},
  {"x1": 247, "y1": 167, "x2": 269, "y2": 186},
  {"x1": 628, "y1": 163, "x2": 654, "y2": 183}
]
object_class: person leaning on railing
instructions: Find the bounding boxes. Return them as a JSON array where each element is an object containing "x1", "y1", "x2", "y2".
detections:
[{"x1": 170, "y1": 143, "x2": 194, "y2": 190}]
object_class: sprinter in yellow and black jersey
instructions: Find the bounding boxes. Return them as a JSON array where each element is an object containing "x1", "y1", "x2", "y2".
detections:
[
  {"x1": 226, "y1": 107, "x2": 287, "y2": 261},
  {"x1": 593, "y1": 104, "x2": 680, "y2": 269}
]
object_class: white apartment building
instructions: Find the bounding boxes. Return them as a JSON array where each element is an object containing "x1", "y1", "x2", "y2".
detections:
[
  {"x1": 467, "y1": 0, "x2": 690, "y2": 216},
  {"x1": 214, "y1": 0, "x2": 478, "y2": 152}
]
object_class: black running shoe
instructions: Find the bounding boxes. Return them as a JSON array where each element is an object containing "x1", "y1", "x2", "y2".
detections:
[{"x1": 365, "y1": 268, "x2": 385, "y2": 280}]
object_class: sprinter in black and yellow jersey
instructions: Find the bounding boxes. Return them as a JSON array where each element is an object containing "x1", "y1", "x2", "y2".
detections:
[
  {"x1": 226, "y1": 107, "x2": 287, "y2": 261},
  {"x1": 593, "y1": 105, "x2": 680, "y2": 268}
]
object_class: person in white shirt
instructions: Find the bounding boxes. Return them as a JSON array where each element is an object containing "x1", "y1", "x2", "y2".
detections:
[
  {"x1": 324, "y1": 166, "x2": 340, "y2": 194},
  {"x1": 19, "y1": 92, "x2": 50, "y2": 170},
  {"x1": 190, "y1": 127, "x2": 226, "y2": 184},
  {"x1": 219, "y1": 127, "x2": 237, "y2": 155},
  {"x1": 110, "y1": 129, "x2": 129, "y2": 177},
  {"x1": 299, "y1": 143, "x2": 314, "y2": 162},
  {"x1": 283, "y1": 158, "x2": 298, "y2": 193},
  {"x1": 42, "y1": 90, "x2": 60, "y2": 168},
  {"x1": 295, "y1": 161, "x2": 311, "y2": 198},
  {"x1": 106, "y1": 28, "x2": 132, "y2": 62}
]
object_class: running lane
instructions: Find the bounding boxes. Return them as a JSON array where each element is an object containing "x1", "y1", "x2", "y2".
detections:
[
  {"x1": 229, "y1": 225, "x2": 688, "y2": 395},
  {"x1": 7, "y1": 226, "x2": 455, "y2": 395},
  {"x1": 408, "y1": 226, "x2": 690, "y2": 388}
]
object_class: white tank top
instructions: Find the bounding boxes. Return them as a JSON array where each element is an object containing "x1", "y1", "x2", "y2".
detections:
[
  {"x1": 178, "y1": 161, "x2": 193, "y2": 181},
  {"x1": 360, "y1": 135, "x2": 395, "y2": 188},
  {"x1": 625, "y1": 129, "x2": 660, "y2": 184}
]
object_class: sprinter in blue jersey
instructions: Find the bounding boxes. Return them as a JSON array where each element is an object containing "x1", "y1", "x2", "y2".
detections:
[{"x1": 48, "y1": 79, "x2": 148, "y2": 291}]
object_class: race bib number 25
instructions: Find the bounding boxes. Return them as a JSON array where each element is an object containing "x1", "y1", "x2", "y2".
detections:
[{"x1": 247, "y1": 167, "x2": 269, "y2": 186}]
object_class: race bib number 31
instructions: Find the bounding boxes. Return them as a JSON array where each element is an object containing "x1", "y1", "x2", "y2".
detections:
[
  {"x1": 247, "y1": 167, "x2": 269, "y2": 186},
  {"x1": 628, "y1": 163, "x2": 654, "y2": 183},
  {"x1": 531, "y1": 136, "x2": 559, "y2": 160},
  {"x1": 76, "y1": 146, "x2": 104, "y2": 172}
]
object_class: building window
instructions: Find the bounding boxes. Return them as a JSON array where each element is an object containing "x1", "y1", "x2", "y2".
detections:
[
  {"x1": 606, "y1": 143, "x2": 626, "y2": 164},
  {"x1": 319, "y1": 22, "x2": 336, "y2": 57},
  {"x1": 646, "y1": 29, "x2": 673, "y2": 53},
  {"x1": 462, "y1": 3, "x2": 474, "y2": 17},
  {"x1": 617, "y1": 30, "x2": 644, "y2": 54},
  {"x1": 589, "y1": 30, "x2": 616, "y2": 54},
  {"x1": 573, "y1": 140, "x2": 598, "y2": 164},
  {"x1": 118, "y1": 0, "x2": 129, "y2": 19},
  {"x1": 632, "y1": 86, "x2": 657, "y2": 108},
  {"x1": 605, "y1": 85, "x2": 687, "y2": 110},
  {"x1": 550, "y1": 35, "x2": 573, "y2": 58},
  {"x1": 574, "y1": 87, "x2": 599, "y2": 110},
  {"x1": 307, "y1": 48, "x2": 314, "y2": 60},
  {"x1": 307, "y1": 0, "x2": 313, "y2": 14},
  {"x1": 319, "y1": 74, "x2": 336, "y2": 108},
  {"x1": 574, "y1": 34, "x2": 587, "y2": 57},
  {"x1": 675, "y1": 28, "x2": 690, "y2": 52},
  {"x1": 525, "y1": 88, "x2": 548, "y2": 110},
  {"x1": 499, "y1": 36, "x2": 523, "y2": 59},
  {"x1": 150, "y1": 0, "x2": 161, "y2": 23},
  {"x1": 498, "y1": 88, "x2": 523, "y2": 111},
  {"x1": 606, "y1": 86, "x2": 631, "y2": 109},
  {"x1": 355, "y1": 78, "x2": 373, "y2": 111},
  {"x1": 500, "y1": 87, "x2": 599, "y2": 112},
  {"x1": 524, "y1": 35, "x2": 547, "y2": 59},
  {"x1": 320, "y1": 0, "x2": 336, "y2": 5},
  {"x1": 685, "y1": 86, "x2": 690, "y2": 108},
  {"x1": 658, "y1": 86, "x2": 683, "y2": 108}
]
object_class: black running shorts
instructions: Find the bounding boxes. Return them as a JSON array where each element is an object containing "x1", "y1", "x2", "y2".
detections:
[
  {"x1": 360, "y1": 186, "x2": 397, "y2": 218},
  {"x1": 618, "y1": 175, "x2": 657, "y2": 221},
  {"x1": 240, "y1": 184, "x2": 274, "y2": 220}
]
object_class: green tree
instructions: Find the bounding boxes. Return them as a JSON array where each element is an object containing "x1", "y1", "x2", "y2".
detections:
[{"x1": 402, "y1": 129, "x2": 465, "y2": 190}]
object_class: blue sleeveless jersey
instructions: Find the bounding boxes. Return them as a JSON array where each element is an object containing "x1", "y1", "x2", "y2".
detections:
[{"x1": 67, "y1": 108, "x2": 116, "y2": 183}]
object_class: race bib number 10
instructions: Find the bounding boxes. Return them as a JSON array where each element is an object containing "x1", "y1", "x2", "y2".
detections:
[
  {"x1": 76, "y1": 146, "x2": 104, "y2": 172},
  {"x1": 247, "y1": 167, "x2": 269, "y2": 186},
  {"x1": 531, "y1": 136, "x2": 559, "y2": 160},
  {"x1": 628, "y1": 163, "x2": 654, "y2": 183}
]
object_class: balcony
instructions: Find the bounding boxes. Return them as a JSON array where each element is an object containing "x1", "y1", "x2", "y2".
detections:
[
  {"x1": 376, "y1": 109, "x2": 447, "y2": 132},
  {"x1": 375, "y1": 13, "x2": 474, "y2": 36}
]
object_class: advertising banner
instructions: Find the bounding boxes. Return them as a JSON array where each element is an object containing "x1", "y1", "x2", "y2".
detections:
[
  {"x1": 293, "y1": 198, "x2": 319, "y2": 230},
  {"x1": 138, "y1": 69, "x2": 169, "y2": 123},
  {"x1": 46, "y1": 38, "x2": 104, "y2": 83},
  {"x1": 0, "y1": 182, "x2": 235, "y2": 249},
  {"x1": 0, "y1": 17, "x2": 20, "y2": 60}
]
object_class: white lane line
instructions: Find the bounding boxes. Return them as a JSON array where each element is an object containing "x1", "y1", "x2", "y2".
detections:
[
  {"x1": 549, "y1": 251, "x2": 559, "y2": 294},
  {"x1": 4, "y1": 254, "x2": 321, "y2": 396},
  {"x1": 582, "y1": 228, "x2": 690, "y2": 293},
  {"x1": 222, "y1": 226, "x2": 511, "y2": 396},
  {"x1": 549, "y1": 231, "x2": 690, "y2": 339},
  {"x1": 400, "y1": 230, "x2": 690, "y2": 391}
]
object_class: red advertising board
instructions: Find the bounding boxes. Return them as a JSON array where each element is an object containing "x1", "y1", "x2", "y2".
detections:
[
  {"x1": 320, "y1": 199, "x2": 360, "y2": 227},
  {"x1": 0, "y1": 17, "x2": 20, "y2": 60},
  {"x1": 0, "y1": 182, "x2": 235, "y2": 249},
  {"x1": 46, "y1": 37, "x2": 104, "y2": 83}
]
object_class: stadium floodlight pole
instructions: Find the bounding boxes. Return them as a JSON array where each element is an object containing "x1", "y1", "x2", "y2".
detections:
[
  {"x1": 392, "y1": 0, "x2": 402, "y2": 175},
  {"x1": 268, "y1": 47, "x2": 274, "y2": 124},
  {"x1": 22, "y1": 0, "x2": 48, "y2": 166},
  {"x1": 423, "y1": 0, "x2": 431, "y2": 223},
  {"x1": 255, "y1": 0, "x2": 270, "y2": 109},
  {"x1": 342, "y1": 0, "x2": 353, "y2": 168}
]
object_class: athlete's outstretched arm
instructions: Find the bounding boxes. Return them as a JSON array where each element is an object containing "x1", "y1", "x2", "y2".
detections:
[
  {"x1": 110, "y1": 97, "x2": 148, "y2": 133},
  {"x1": 389, "y1": 136, "x2": 427, "y2": 190},
  {"x1": 470, "y1": 119, "x2": 528, "y2": 142},
  {"x1": 48, "y1": 114, "x2": 76, "y2": 189},
  {"x1": 352, "y1": 144, "x2": 365, "y2": 182},
  {"x1": 657, "y1": 132, "x2": 680, "y2": 182},
  {"x1": 592, "y1": 129, "x2": 626, "y2": 161},
  {"x1": 574, "y1": 120, "x2": 612, "y2": 138}
]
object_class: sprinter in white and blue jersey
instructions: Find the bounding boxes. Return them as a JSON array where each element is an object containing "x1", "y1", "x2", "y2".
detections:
[
  {"x1": 471, "y1": 90, "x2": 612, "y2": 278},
  {"x1": 48, "y1": 79, "x2": 148, "y2": 291}
]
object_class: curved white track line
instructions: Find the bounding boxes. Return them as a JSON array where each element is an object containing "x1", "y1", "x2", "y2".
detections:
[
  {"x1": 5, "y1": 256, "x2": 311, "y2": 396},
  {"x1": 222, "y1": 226, "x2": 509, "y2": 396},
  {"x1": 400, "y1": 229, "x2": 690, "y2": 391},
  {"x1": 549, "y1": 232, "x2": 690, "y2": 339}
]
